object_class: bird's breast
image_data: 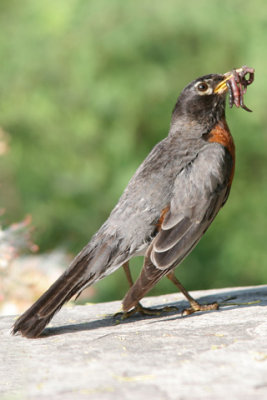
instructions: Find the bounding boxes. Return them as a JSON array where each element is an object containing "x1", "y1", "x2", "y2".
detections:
[{"x1": 206, "y1": 118, "x2": 235, "y2": 185}]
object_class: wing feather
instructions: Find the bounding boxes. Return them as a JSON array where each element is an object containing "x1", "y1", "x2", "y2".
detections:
[{"x1": 151, "y1": 143, "x2": 233, "y2": 270}]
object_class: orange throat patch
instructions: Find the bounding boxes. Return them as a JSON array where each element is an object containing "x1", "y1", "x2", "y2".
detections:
[
  {"x1": 208, "y1": 119, "x2": 235, "y2": 184},
  {"x1": 208, "y1": 119, "x2": 235, "y2": 158}
]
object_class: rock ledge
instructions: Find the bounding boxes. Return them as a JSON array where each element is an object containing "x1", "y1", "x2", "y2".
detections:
[{"x1": 1, "y1": 285, "x2": 267, "y2": 399}]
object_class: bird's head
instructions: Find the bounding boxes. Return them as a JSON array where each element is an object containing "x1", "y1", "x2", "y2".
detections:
[
  {"x1": 170, "y1": 66, "x2": 254, "y2": 136},
  {"x1": 171, "y1": 73, "x2": 227, "y2": 131}
]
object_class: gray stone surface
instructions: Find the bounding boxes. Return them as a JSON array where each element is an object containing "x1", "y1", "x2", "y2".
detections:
[{"x1": 1, "y1": 285, "x2": 267, "y2": 400}]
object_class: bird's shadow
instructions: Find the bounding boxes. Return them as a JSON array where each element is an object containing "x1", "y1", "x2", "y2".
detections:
[{"x1": 40, "y1": 286, "x2": 267, "y2": 338}]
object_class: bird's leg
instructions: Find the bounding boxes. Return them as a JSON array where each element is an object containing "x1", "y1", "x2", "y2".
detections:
[
  {"x1": 167, "y1": 271, "x2": 218, "y2": 316},
  {"x1": 122, "y1": 261, "x2": 134, "y2": 286},
  {"x1": 167, "y1": 272, "x2": 261, "y2": 315},
  {"x1": 114, "y1": 262, "x2": 178, "y2": 320}
]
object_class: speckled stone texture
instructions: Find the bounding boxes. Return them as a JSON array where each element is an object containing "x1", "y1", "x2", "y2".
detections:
[{"x1": 1, "y1": 285, "x2": 267, "y2": 400}]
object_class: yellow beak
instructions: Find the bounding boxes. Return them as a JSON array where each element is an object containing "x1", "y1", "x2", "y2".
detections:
[
  {"x1": 214, "y1": 67, "x2": 247, "y2": 94},
  {"x1": 214, "y1": 68, "x2": 245, "y2": 94},
  {"x1": 214, "y1": 74, "x2": 232, "y2": 94}
]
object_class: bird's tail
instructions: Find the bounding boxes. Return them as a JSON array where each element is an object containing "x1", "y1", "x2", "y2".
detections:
[{"x1": 12, "y1": 239, "x2": 119, "y2": 338}]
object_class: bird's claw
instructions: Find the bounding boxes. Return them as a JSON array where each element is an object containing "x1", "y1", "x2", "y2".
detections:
[
  {"x1": 114, "y1": 302, "x2": 178, "y2": 322},
  {"x1": 182, "y1": 302, "x2": 219, "y2": 316},
  {"x1": 181, "y1": 295, "x2": 260, "y2": 316}
]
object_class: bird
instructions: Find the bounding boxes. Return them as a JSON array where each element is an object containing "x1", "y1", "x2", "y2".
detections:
[{"x1": 12, "y1": 67, "x2": 253, "y2": 338}]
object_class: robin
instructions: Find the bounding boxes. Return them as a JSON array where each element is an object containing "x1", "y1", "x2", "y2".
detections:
[{"x1": 12, "y1": 66, "x2": 254, "y2": 338}]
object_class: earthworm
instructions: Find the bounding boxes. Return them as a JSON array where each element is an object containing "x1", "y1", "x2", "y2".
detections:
[{"x1": 227, "y1": 66, "x2": 254, "y2": 112}]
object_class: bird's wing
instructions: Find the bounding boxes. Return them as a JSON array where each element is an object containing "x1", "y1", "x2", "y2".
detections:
[
  {"x1": 150, "y1": 142, "x2": 233, "y2": 270},
  {"x1": 122, "y1": 142, "x2": 234, "y2": 312}
]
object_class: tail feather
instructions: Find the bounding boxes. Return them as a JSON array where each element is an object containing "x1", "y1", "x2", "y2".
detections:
[{"x1": 12, "y1": 240, "x2": 117, "y2": 338}]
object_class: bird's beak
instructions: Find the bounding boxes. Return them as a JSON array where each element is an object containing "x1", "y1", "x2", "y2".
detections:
[
  {"x1": 214, "y1": 76, "x2": 231, "y2": 94},
  {"x1": 214, "y1": 72, "x2": 233, "y2": 94},
  {"x1": 214, "y1": 67, "x2": 244, "y2": 94}
]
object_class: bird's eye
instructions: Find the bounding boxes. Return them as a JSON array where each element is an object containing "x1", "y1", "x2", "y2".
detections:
[{"x1": 197, "y1": 82, "x2": 209, "y2": 92}]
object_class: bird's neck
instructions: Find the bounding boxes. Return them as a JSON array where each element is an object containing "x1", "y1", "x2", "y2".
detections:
[
  {"x1": 169, "y1": 98, "x2": 226, "y2": 138},
  {"x1": 168, "y1": 114, "x2": 224, "y2": 138}
]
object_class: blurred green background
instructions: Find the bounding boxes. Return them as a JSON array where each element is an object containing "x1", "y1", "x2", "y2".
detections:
[{"x1": 0, "y1": 0, "x2": 266, "y2": 303}]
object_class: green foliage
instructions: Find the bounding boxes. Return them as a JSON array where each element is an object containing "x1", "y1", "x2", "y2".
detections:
[{"x1": 0, "y1": 0, "x2": 266, "y2": 302}]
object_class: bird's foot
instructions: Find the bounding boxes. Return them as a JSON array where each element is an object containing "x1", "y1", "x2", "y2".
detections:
[
  {"x1": 181, "y1": 295, "x2": 261, "y2": 316},
  {"x1": 114, "y1": 302, "x2": 178, "y2": 321},
  {"x1": 182, "y1": 300, "x2": 219, "y2": 316}
]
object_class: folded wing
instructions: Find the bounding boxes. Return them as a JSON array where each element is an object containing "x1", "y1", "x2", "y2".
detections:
[{"x1": 123, "y1": 143, "x2": 233, "y2": 310}]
